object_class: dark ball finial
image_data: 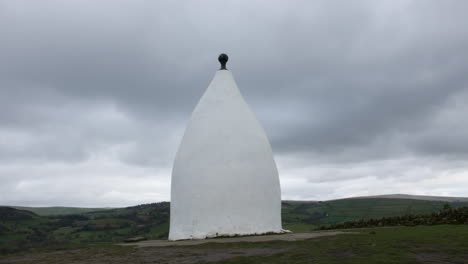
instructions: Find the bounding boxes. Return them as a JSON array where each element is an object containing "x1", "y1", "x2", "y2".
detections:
[{"x1": 218, "y1": 53, "x2": 228, "y2": 70}]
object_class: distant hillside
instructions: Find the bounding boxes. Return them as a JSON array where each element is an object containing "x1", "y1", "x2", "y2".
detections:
[
  {"x1": 320, "y1": 204, "x2": 468, "y2": 230},
  {"x1": 0, "y1": 203, "x2": 170, "y2": 254},
  {"x1": 281, "y1": 198, "x2": 468, "y2": 232},
  {"x1": 337, "y1": 194, "x2": 468, "y2": 202},
  {"x1": 10, "y1": 194, "x2": 468, "y2": 216},
  {"x1": 0, "y1": 207, "x2": 38, "y2": 221},
  {"x1": 2, "y1": 197, "x2": 468, "y2": 254},
  {"x1": 11, "y1": 206, "x2": 113, "y2": 216}
]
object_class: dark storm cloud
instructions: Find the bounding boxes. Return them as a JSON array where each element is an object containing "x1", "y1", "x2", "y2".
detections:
[
  {"x1": 244, "y1": 1, "x2": 468, "y2": 161},
  {"x1": 1, "y1": 0, "x2": 468, "y2": 205}
]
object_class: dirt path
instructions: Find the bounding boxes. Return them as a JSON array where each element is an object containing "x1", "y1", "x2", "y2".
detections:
[
  {"x1": 119, "y1": 231, "x2": 356, "y2": 247},
  {"x1": 0, "y1": 231, "x2": 358, "y2": 264}
]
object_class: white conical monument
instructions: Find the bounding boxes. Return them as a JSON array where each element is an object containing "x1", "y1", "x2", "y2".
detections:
[{"x1": 169, "y1": 54, "x2": 284, "y2": 240}]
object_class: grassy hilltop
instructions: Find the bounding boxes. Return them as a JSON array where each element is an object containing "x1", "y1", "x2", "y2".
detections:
[{"x1": 1, "y1": 197, "x2": 468, "y2": 255}]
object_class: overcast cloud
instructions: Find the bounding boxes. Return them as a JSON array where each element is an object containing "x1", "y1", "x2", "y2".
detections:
[{"x1": 1, "y1": 0, "x2": 468, "y2": 207}]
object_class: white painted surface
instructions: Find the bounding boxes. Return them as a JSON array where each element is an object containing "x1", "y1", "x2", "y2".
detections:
[{"x1": 169, "y1": 70, "x2": 283, "y2": 240}]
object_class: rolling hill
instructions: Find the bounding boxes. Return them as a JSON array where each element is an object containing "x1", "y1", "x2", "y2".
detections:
[
  {"x1": 335, "y1": 194, "x2": 468, "y2": 202},
  {"x1": 11, "y1": 206, "x2": 113, "y2": 216},
  {"x1": 1, "y1": 195, "x2": 468, "y2": 254}
]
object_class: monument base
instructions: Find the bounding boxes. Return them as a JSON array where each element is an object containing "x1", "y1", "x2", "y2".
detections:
[{"x1": 169, "y1": 229, "x2": 291, "y2": 241}]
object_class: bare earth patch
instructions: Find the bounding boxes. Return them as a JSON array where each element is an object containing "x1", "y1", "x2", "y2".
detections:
[
  {"x1": 0, "y1": 231, "x2": 353, "y2": 264},
  {"x1": 118, "y1": 230, "x2": 354, "y2": 247}
]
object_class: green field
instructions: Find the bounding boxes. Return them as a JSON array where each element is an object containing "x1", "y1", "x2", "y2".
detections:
[
  {"x1": 209, "y1": 225, "x2": 468, "y2": 264},
  {"x1": 1, "y1": 198, "x2": 468, "y2": 255},
  {"x1": 1, "y1": 225, "x2": 467, "y2": 263}
]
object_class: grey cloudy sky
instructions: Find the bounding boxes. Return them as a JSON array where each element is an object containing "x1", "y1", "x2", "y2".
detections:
[{"x1": 1, "y1": 0, "x2": 468, "y2": 207}]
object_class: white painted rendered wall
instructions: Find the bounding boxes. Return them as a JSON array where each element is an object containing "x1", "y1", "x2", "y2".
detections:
[{"x1": 169, "y1": 70, "x2": 283, "y2": 240}]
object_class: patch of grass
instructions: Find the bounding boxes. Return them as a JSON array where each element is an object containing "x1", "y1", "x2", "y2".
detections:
[
  {"x1": 283, "y1": 223, "x2": 316, "y2": 232},
  {"x1": 202, "y1": 225, "x2": 468, "y2": 264},
  {"x1": 4, "y1": 225, "x2": 466, "y2": 263},
  {"x1": 148, "y1": 222, "x2": 169, "y2": 239}
]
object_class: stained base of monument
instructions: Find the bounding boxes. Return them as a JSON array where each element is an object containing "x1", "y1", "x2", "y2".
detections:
[{"x1": 169, "y1": 229, "x2": 291, "y2": 241}]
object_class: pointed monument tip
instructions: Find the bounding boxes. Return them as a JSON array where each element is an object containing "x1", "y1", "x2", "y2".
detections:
[{"x1": 218, "y1": 53, "x2": 228, "y2": 70}]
